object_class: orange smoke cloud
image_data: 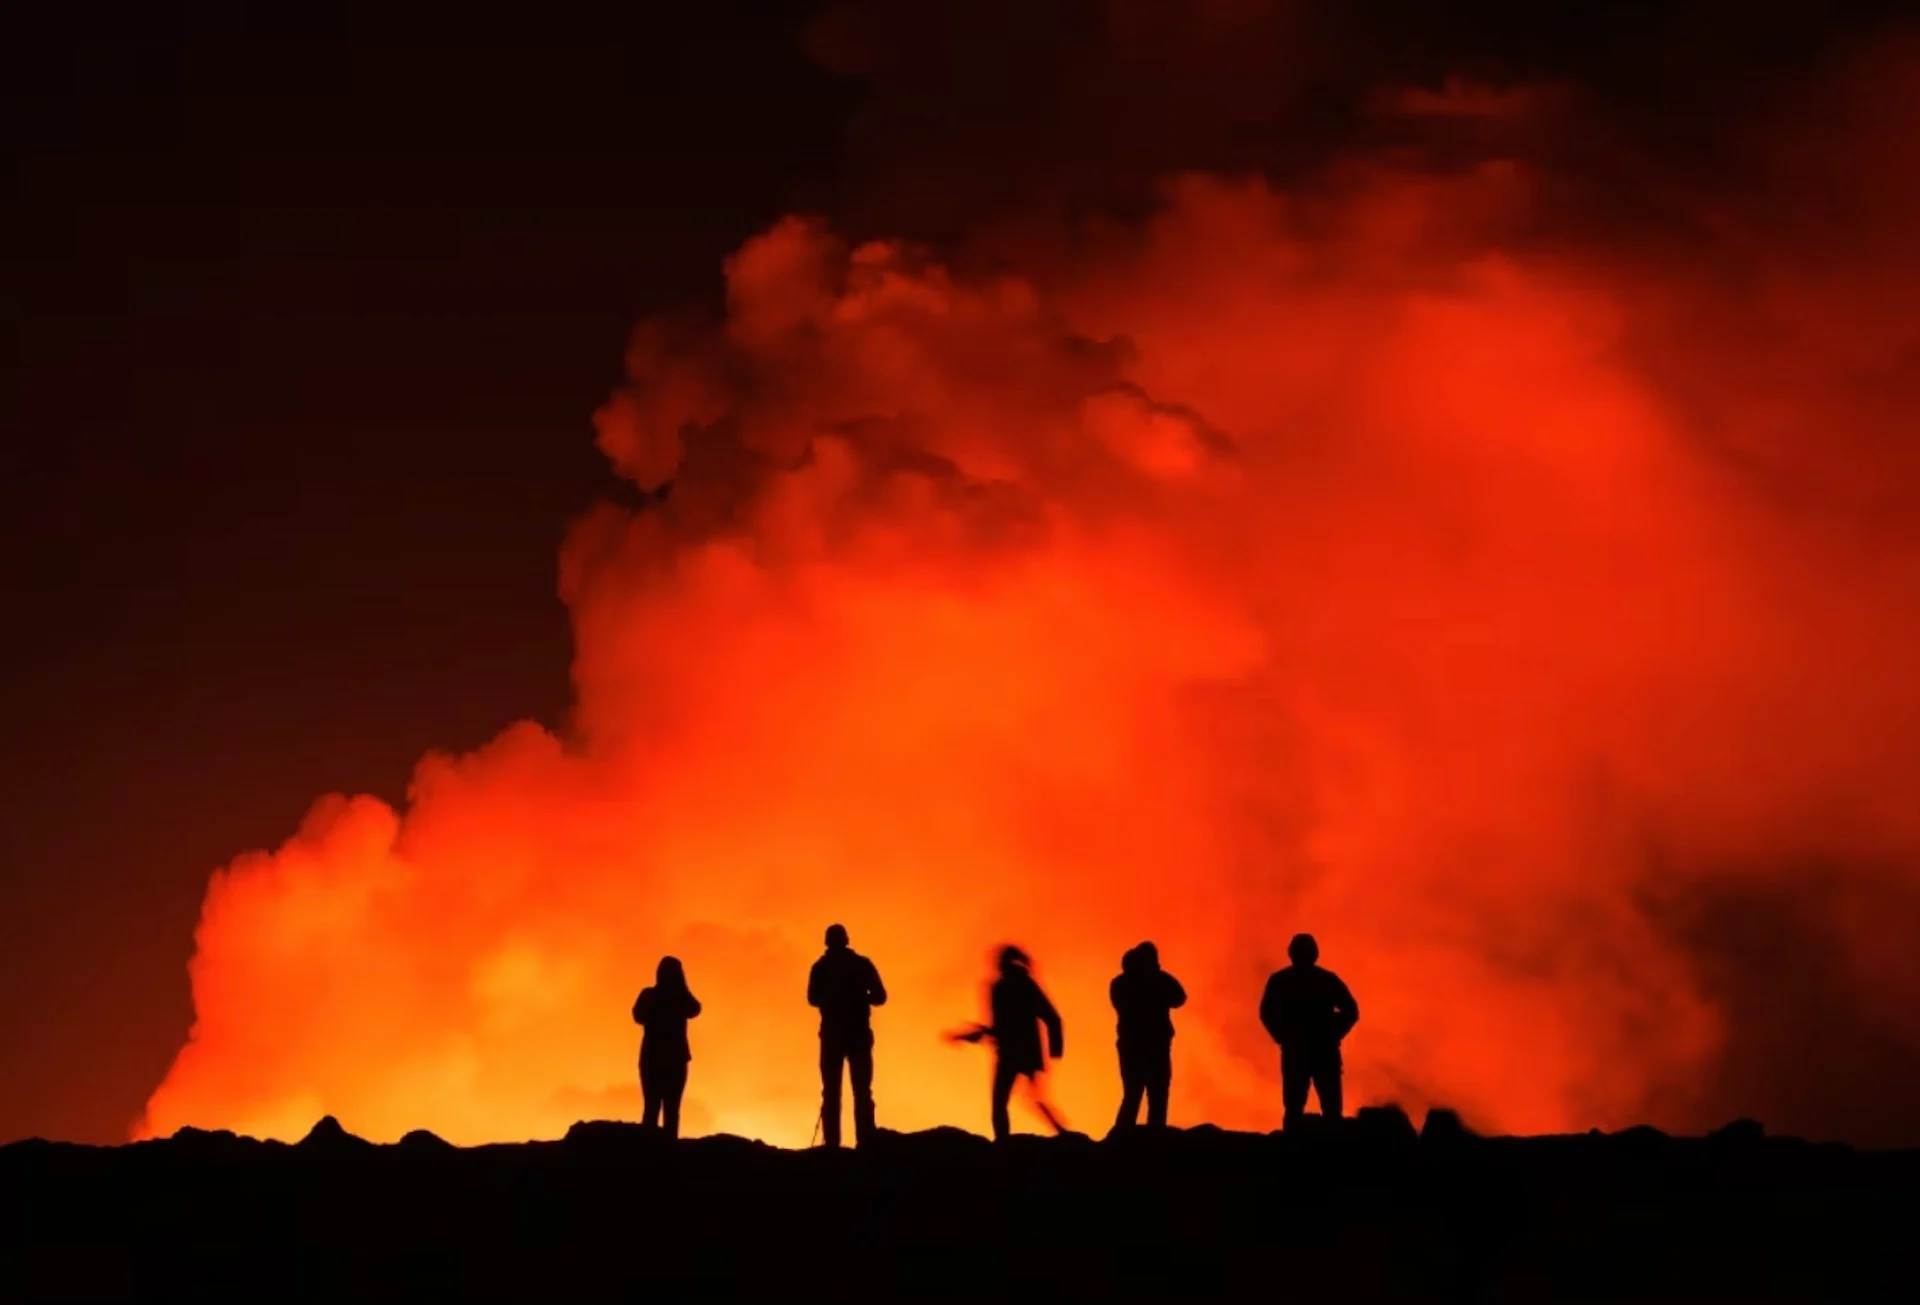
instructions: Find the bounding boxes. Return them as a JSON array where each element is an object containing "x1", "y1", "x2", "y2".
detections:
[{"x1": 141, "y1": 59, "x2": 1920, "y2": 1145}]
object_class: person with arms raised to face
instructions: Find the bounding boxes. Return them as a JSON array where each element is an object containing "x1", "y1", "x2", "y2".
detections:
[
  {"x1": 1109, "y1": 941, "x2": 1187, "y2": 1134},
  {"x1": 632, "y1": 956, "x2": 702, "y2": 1139}
]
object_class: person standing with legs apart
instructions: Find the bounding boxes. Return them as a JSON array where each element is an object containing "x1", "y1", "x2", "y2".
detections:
[
  {"x1": 632, "y1": 956, "x2": 701, "y2": 1138},
  {"x1": 1259, "y1": 933, "x2": 1358, "y2": 1130},
  {"x1": 808, "y1": 923, "x2": 887, "y2": 1148},
  {"x1": 1109, "y1": 942, "x2": 1187, "y2": 1134}
]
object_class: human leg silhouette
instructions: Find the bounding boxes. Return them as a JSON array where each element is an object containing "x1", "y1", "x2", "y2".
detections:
[
  {"x1": 1024, "y1": 1077, "x2": 1068, "y2": 1135},
  {"x1": 640, "y1": 1062, "x2": 667, "y2": 1130},
  {"x1": 659, "y1": 1061, "x2": 689, "y2": 1139},
  {"x1": 819, "y1": 1041, "x2": 847, "y2": 1148},
  {"x1": 1144, "y1": 1067, "x2": 1170, "y2": 1129},
  {"x1": 849, "y1": 1032, "x2": 876, "y2": 1146},
  {"x1": 1135, "y1": 1043, "x2": 1171, "y2": 1129},
  {"x1": 991, "y1": 1059, "x2": 1019, "y2": 1141},
  {"x1": 1312, "y1": 1059, "x2": 1343, "y2": 1122},
  {"x1": 1113, "y1": 1074, "x2": 1145, "y2": 1133},
  {"x1": 1280, "y1": 1046, "x2": 1312, "y2": 1131}
]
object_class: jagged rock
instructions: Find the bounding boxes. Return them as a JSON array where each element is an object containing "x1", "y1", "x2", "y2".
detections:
[
  {"x1": 1281, "y1": 1112, "x2": 1342, "y2": 1139},
  {"x1": 1613, "y1": 1124, "x2": 1671, "y2": 1145},
  {"x1": 161, "y1": 1125, "x2": 255, "y2": 1155},
  {"x1": 399, "y1": 1128, "x2": 455, "y2": 1152},
  {"x1": 884, "y1": 1124, "x2": 986, "y2": 1152},
  {"x1": 1353, "y1": 1104, "x2": 1418, "y2": 1143},
  {"x1": 169, "y1": 1125, "x2": 240, "y2": 1144},
  {"x1": 298, "y1": 1115, "x2": 372, "y2": 1150},
  {"x1": 998, "y1": 1129, "x2": 1097, "y2": 1155},
  {"x1": 3, "y1": 1120, "x2": 1910, "y2": 1300},
  {"x1": 850, "y1": 1125, "x2": 991, "y2": 1164},
  {"x1": 563, "y1": 1119, "x2": 655, "y2": 1148},
  {"x1": 1421, "y1": 1107, "x2": 1474, "y2": 1142},
  {"x1": 1104, "y1": 1123, "x2": 1203, "y2": 1150},
  {"x1": 682, "y1": 1133, "x2": 775, "y2": 1161},
  {"x1": 0, "y1": 1137, "x2": 61, "y2": 1157}
]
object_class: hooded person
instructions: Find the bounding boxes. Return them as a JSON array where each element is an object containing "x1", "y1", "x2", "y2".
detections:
[
  {"x1": 807, "y1": 923, "x2": 888, "y2": 1147},
  {"x1": 1108, "y1": 941, "x2": 1187, "y2": 1133},
  {"x1": 632, "y1": 955, "x2": 702, "y2": 1138},
  {"x1": 1258, "y1": 933, "x2": 1359, "y2": 1130}
]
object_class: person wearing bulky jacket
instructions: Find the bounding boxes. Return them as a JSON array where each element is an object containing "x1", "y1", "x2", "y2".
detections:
[
  {"x1": 1259, "y1": 933, "x2": 1359, "y2": 1130},
  {"x1": 1109, "y1": 941, "x2": 1187, "y2": 1133}
]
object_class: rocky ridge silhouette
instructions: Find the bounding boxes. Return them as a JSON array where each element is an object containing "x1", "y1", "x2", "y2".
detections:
[{"x1": 3, "y1": 1109, "x2": 1915, "y2": 1300}]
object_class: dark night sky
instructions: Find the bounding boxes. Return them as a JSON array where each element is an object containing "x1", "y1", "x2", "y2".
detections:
[
  {"x1": 1, "y1": 0, "x2": 850, "y2": 1143},
  {"x1": 3, "y1": 0, "x2": 1911, "y2": 1145}
]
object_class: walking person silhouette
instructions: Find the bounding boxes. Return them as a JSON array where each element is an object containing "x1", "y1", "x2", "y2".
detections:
[
  {"x1": 1108, "y1": 941, "x2": 1187, "y2": 1134},
  {"x1": 807, "y1": 923, "x2": 887, "y2": 1148},
  {"x1": 952, "y1": 945, "x2": 1067, "y2": 1140},
  {"x1": 632, "y1": 956, "x2": 701, "y2": 1138},
  {"x1": 1259, "y1": 933, "x2": 1359, "y2": 1130}
]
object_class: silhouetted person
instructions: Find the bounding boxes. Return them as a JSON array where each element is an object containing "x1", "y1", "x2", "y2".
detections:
[
  {"x1": 983, "y1": 945, "x2": 1065, "y2": 1141},
  {"x1": 632, "y1": 955, "x2": 702, "y2": 1138},
  {"x1": 1259, "y1": 933, "x2": 1359, "y2": 1130},
  {"x1": 808, "y1": 923, "x2": 887, "y2": 1148},
  {"x1": 1109, "y1": 941, "x2": 1187, "y2": 1133}
]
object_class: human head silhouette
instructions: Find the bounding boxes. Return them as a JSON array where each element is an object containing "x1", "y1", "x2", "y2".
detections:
[
  {"x1": 656, "y1": 955, "x2": 686, "y2": 986},
  {"x1": 998, "y1": 945, "x2": 1030, "y2": 976},
  {"x1": 1122, "y1": 941, "x2": 1159, "y2": 974},
  {"x1": 825, "y1": 923, "x2": 850, "y2": 951},
  {"x1": 1288, "y1": 933, "x2": 1320, "y2": 966}
]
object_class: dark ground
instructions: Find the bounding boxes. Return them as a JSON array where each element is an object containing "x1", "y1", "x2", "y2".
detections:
[{"x1": 3, "y1": 1110, "x2": 1915, "y2": 1301}]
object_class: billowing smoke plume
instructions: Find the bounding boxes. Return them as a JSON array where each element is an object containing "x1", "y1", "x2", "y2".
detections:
[{"x1": 142, "y1": 11, "x2": 1920, "y2": 1145}]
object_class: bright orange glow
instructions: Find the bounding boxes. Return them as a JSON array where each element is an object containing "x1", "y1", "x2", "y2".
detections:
[{"x1": 140, "y1": 111, "x2": 1920, "y2": 1146}]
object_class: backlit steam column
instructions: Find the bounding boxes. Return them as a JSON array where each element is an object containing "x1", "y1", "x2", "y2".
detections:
[{"x1": 144, "y1": 153, "x2": 1920, "y2": 1144}]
